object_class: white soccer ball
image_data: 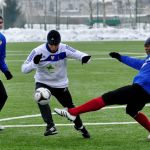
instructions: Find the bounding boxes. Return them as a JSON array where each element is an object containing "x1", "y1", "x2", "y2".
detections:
[{"x1": 34, "y1": 87, "x2": 51, "y2": 105}]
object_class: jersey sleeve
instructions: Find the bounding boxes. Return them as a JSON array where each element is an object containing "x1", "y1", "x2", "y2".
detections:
[
  {"x1": 121, "y1": 55, "x2": 145, "y2": 70},
  {"x1": 21, "y1": 49, "x2": 37, "y2": 73},
  {"x1": 0, "y1": 34, "x2": 9, "y2": 73},
  {"x1": 65, "y1": 45, "x2": 88, "y2": 61}
]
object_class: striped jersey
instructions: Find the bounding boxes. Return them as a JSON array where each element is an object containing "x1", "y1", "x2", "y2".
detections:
[{"x1": 22, "y1": 43, "x2": 88, "y2": 88}]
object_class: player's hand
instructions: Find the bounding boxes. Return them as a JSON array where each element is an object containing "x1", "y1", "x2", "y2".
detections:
[
  {"x1": 82, "y1": 55, "x2": 91, "y2": 64},
  {"x1": 33, "y1": 54, "x2": 42, "y2": 64},
  {"x1": 109, "y1": 52, "x2": 121, "y2": 61},
  {"x1": 4, "y1": 70, "x2": 13, "y2": 80}
]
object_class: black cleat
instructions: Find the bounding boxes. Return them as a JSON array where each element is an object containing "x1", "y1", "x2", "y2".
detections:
[
  {"x1": 74, "y1": 125, "x2": 90, "y2": 138},
  {"x1": 44, "y1": 125, "x2": 58, "y2": 136}
]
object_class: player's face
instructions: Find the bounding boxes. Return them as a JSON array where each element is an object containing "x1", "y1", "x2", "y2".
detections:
[
  {"x1": 145, "y1": 45, "x2": 150, "y2": 55},
  {"x1": 0, "y1": 19, "x2": 3, "y2": 29},
  {"x1": 48, "y1": 44, "x2": 59, "y2": 53}
]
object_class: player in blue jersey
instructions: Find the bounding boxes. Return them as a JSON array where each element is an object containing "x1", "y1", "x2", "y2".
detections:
[
  {"x1": 54, "y1": 37, "x2": 150, "y2": 140},
  {"x1": 0, "y1": 16, "x2": 13, "y2": 130},
  {"x1": 22, "y1": 30, "x2": 91, "y2": 138}
]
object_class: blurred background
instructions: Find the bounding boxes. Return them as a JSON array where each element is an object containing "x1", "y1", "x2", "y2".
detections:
[{"x1": 1, "y1": 0, "x2": 150, "y2": 30}]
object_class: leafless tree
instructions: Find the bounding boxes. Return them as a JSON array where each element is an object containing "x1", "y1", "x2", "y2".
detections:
[{"x1": 0, "y1": 0, "x2": 6, "y2": 19}]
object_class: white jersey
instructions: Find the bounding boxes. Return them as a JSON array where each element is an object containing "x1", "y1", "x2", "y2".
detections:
[{"x1": 21, "y1": 43, "x2": 88, "y2": 88}]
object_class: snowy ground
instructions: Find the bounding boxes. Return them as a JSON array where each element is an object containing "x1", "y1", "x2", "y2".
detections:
[{"x1": 1, "y1": 24, "x2": 150, "y2": 42}]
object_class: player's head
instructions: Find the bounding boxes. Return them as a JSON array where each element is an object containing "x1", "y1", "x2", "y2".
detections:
[
  {"x1": 0, "y1": 16, "x2": 4, "y2": 30},
  {"x1": 47, "y1": 30, "x2": 61, "y2": 45},
  {"x1": 144, "y1": 37, "x2": 150, "y2": 47},
  {"x1": 144, "y1": 37, "x2": 150, "y2": 55}
]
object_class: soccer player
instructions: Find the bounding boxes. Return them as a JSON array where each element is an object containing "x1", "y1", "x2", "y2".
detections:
[
  {"x1": 21, "y1": 30, "x2": 91, "y2": 138},
  {"x1": 0, "y1": 16, "x2": 13, "y2": 130},
  {"x1": 54, "y1": 37, "x2": 150, "y2": 139}
]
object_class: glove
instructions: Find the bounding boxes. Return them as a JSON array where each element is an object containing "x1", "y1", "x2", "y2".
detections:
[
  {"x1": 4, "y1": 70, "x2": 13, "y2": 80},
  {"x1": 82, "y1": 55, "x2": 91, "y2": 64},
  {"x1": 33, "y1": 54, "x2": 42, "y2": 64},
  {"x1": 109, "y1": 52, "x2": 121, "y2": 61}
]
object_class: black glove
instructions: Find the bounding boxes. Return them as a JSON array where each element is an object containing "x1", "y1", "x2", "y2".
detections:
[
  {"x1": 82, "y1": 55, "x2": 91, "y2": 64},
  {"x1": 33, "y1": 54, "x2": 42, "y2": 64},
  {"x1": 109, "y1": 52, "x2": 121, "y2": 61},
  {"x1": 4, "y1": 70, "x2": 13, "y2": 80}
]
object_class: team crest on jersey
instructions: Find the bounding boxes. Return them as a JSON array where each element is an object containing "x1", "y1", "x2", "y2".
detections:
[
  {"x1": 51, "y1": 55, "x2": 55, "y2": 60},
  {"x1": 0, "y1": 40, "x2": 2, "y2": 45},
  {"x1": 47, "y1": 65, "x2": 54, "y2": 70}
]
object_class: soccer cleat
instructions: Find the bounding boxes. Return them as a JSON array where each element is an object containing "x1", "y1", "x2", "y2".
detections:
[
  {"x1": 44, "y1": 125, "x2": 58, "y2": 136},
  {"x1": 74, "y1": 125, "x2": 90, "y2": 138},
  {"x1": 54, "y1": 108, "x2": 76, "y2": 121},
  {"x1": 0, "y1": 126, "x2": 4, "y2": 130}
]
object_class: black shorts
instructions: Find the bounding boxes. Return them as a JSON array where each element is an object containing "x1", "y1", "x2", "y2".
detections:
[
  {"x1": 35, "y1": 82, "x2": 75, "y2": 108},
  {"x1": 102, "y1": 84, "x2": 150, "y2": 116}
]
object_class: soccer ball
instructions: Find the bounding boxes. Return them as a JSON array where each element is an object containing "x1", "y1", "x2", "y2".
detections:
[{"x1": 34, "y1": 87, "x2": 51, "y2": 105}]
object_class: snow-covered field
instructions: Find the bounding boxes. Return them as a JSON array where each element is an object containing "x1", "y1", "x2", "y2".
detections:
[{"x1": 1, "y1": 24, "x2": 150, "y2": 42}]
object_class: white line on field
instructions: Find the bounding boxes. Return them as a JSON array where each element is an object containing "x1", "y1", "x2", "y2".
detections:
[
  {"x1": 1, "y1": 104, "x2": 150, "y2": 122},
  {"x1": 2, "y1": 122, "x2": 137, "y2": 128},
  {"x1": 0, "y1": 114, "x2": 42, "y2": 122}
]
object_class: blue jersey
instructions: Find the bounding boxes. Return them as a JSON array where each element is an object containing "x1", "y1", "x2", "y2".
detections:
[
  {"x1": 121, "y1": 55, "x2": 150, "y2": 94},
  {"x1": 0, "y1": 32, "x2": 8, "y2": 73}
]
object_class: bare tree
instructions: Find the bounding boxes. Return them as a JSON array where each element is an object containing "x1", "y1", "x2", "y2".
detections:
[
  {"x1": 102, "y1": 0, "x2": 106, "y2": 27},
  {"x1": 0, "y1": 0, "x2": 6, "y2": 19},
  {"x1": 83, "y1": 0, "x2": 97, "y2": 28},
  {"x1": 44, "y1": 0, "x2": 47, "y2": 30}
]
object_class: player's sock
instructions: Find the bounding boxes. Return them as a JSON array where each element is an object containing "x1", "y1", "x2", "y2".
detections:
[
  {"x1": 68, "y1": 97, "x2": 105, "y2": 116},
  {"x1": 134, "y1": 112, "x2": 150, "y2": 132}
]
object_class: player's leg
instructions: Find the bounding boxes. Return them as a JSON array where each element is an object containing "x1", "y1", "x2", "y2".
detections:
[
  {"x1": 134, "y1": 112, "x2": 150, "y2": 132},
  {"x1": 126, "y1": 104, "x2": 150, "y2": 132},
  {"x1": 125, "y1": 84, "x2": 150, "y2": 135},
  {"x1": 54, "y1": 85, "x2": 134, "y2": 120},
  {"x1": 0, "y1": 80, "x2": 8, "y2": 111},
  {"x1": 66, "y1": 96, "x2": 106, "y2": 116},
  {"x1": 0, "y1": 80, "x2": 8, "y2": 130},
  {"x1": 51, "y1": 87, "x2": 90, "y2": 138},
  {"x1": 127, "y1": 105, "x2": 150, "y2": 140},
  {"x1": 35, "y1": 82, "x2": 57, "y2": 136}
]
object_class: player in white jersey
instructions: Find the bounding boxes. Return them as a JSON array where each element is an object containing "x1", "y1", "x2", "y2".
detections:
[{"x1": 21, "y1": 30, "x2": 91, "y2": 138}]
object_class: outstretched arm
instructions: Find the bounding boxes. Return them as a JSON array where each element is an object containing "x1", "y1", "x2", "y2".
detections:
[
  {"x1": 65, "y1": 44, "x2": 91, "y2": 64},
  {"x1": 109, "y1": 52, "x2": 145, "y2": 70}
]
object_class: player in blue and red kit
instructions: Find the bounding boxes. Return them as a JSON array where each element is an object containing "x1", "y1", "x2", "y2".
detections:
[
  {"x1": 0, "y1": 16, "x2": 13, "y2": 130},
  {"x1": 55, "y1": 37, "x2": 150, "y2": 139}
]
